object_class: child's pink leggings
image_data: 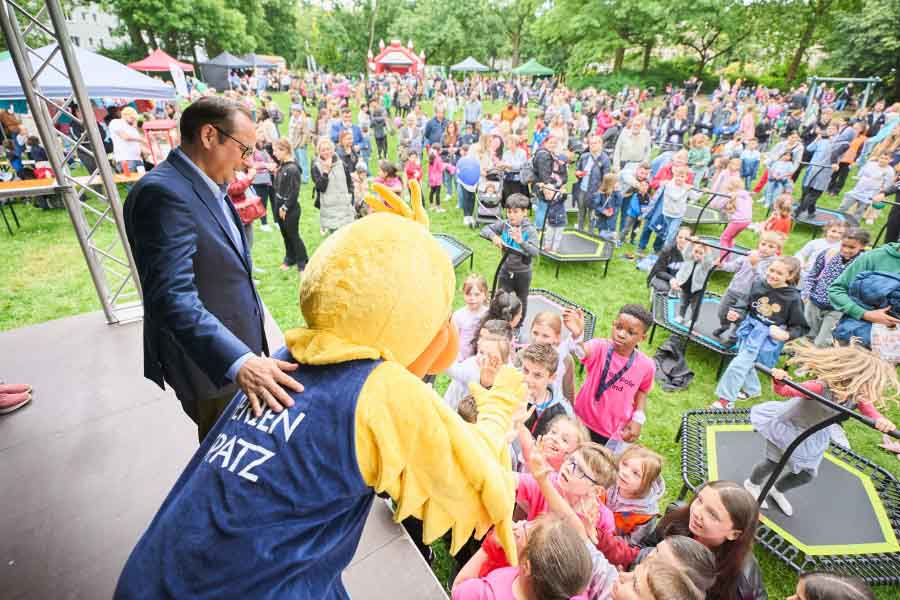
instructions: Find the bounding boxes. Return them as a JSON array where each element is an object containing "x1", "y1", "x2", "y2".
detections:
[{"x1": 719, "y1": 221, "x2": 750, "y2": 259}]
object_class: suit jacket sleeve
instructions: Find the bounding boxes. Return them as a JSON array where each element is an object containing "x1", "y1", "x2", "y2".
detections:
[{"x1": 132, "y1": 184, "x2": 252, "y2": 386}]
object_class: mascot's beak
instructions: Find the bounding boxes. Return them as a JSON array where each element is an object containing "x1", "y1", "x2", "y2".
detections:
[{"x1": 407, "y1": 320, "x2": 460, "y2": 378}]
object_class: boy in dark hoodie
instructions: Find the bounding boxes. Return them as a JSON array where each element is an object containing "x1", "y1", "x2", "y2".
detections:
[{"x1": 482, "y1": 193, "x2": 540, "y2": 319}]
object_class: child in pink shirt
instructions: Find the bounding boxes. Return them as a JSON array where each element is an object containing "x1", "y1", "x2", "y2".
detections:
[
  {"x1": 711, "y1": 176, "x2": 753, "y2": 259},
  {"x1": 427, "y1": 143, "x2": 452, "y2": 212},
  {"x1": 566, "y1": 304, "x2": 655, "y2": 445}
]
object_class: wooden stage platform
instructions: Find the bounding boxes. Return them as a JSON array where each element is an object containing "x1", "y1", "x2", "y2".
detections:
[{"x1": 0, "y1": 311, "x2": 446, "y2": 599}]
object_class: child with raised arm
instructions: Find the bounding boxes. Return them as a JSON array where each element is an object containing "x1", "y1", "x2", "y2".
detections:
[
  {"x1": 711, "y1": 177, "x2": 753, "y2": 258},
  {"x1": 442, "y1": 321, "x2": 511, "y2": 411},
  {"x1": 711, "y1": 256, "x2": 809, "y2": 409},
  {"x1": 744, "y1": 340, "x2": 897, "y2": 516},
  {"x1": 567, "y1": 304, "x2": 655, "y2": 446},
  {"x1": 481, "y1": 194, "x2": 540, "y2": 319}
]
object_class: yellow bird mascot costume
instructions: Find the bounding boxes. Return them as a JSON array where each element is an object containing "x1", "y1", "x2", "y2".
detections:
[{"x1": 114, "y1": 181, "x2": 526, "y2": 600}]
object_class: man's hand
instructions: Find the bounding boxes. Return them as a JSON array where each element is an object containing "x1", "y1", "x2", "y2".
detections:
[
  {"x1": 236, "y1": 356, "x2": 304, "y2": 416},
  {"x1": 670, "y1": 280, "x2": 681, "y2": 292},
  {"x1": 621, "y1": 420, "x2": 642, "y2": 442},
  {"x1": 864, "y1": 306, "x2": 900, "y2": 326}
]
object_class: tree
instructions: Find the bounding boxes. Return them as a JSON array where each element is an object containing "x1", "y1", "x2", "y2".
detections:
[
  {"x1": 491, "y1": 0, "x2": 538, "y2": 67},
  {"x1": 826, "y1": 0, "x2": 900, "y2": 100},
  {"x1": 669, "y1": 0, "x2": 757, "y2": 76}
]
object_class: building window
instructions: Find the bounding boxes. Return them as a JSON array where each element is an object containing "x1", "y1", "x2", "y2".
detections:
[
  {"x1": 88, "y1": 37, "x2": 94, "y2": 47},
  {"x1": 92, "y1": 13, "x2": 97, "y2": 23},
  {"x1": 71, "y1": 36, "x2": 80, "y2": 47}
]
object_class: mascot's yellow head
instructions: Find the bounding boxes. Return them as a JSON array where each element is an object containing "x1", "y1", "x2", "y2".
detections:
[{"x1": 287, "y1": 181, "x2": 459, "y2": 375}]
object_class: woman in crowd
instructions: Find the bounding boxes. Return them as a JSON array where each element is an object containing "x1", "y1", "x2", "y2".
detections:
[
  {"x1": 311, "y1": 137, "x2": 355, "y2": 236},
  {"x1": 271, "y1": 139, "x2": 308, "y2": 272}
]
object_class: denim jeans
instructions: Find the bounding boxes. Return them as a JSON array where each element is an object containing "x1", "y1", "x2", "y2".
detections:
[
  {"x1": 663, "y1": 216, "x2": 683, "y2": 246},
  {"x1": 534, "y1": 198, "x2": 548, "y2": 229},
  {"x1": 715, "y1": 343, "x2": 764, "y2": 402},
  {"x1": 763, "y1": 180, "x2": 788, "y2": 208},
  {"x1": 460, "y1": 187, "x2": 475, "y2": 217},
  {"x1": 444, "y1": 170, "x2": 455, "y2": 198},
  {"x1": 294, "y1": 146, "x2": 310, "y2": 183}
]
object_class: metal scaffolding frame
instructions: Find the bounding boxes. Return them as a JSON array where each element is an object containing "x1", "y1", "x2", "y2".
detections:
[
  {"x1": 0, "y1": 0, "x2": 143, "y2": 324},
  {"x1": 807, "y1": 76, "x2": 882, "y2": 110}
]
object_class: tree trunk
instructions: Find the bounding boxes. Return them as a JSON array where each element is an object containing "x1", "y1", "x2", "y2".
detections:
[
  {"x1": 511, "y1": 35, "x2": 521, "y2": 68},
  {"x1": 786, "y1": 0, "x2": 829, "y2": 83},
  {"x1": 641, "y1": 41, "x2": 653, "y2": 73},
  {"x1": 786, "y1": 20, "x2": 815, "y2": 83},
  {"x1": 613, "y1": 46, "x2": 625, "y2": 72},
  {"x1": 695, "y1": 53, "x2": 708, "y2": 78},
  {"x1": 126, "y1": 23, "x2": 146, "y2": 52}
]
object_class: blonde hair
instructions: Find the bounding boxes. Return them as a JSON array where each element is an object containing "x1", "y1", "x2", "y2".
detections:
[
  {"x1": 546, "y1": 414, "x2": 590, "y2": 445},
  {"x1": 618, "y1": 445, "x2": 664, "y2": 497},
  {"x1": 772, "y1": 193, "x2": 793, "y2": 217},
  {"x1": 759, "y1": 230, "x2": 786, "y2": 249},
  {"x1": 531, "y1": 311, "x2": 562, "y2": 338},
  {"x1": 316, "y1": 136, "x2": 334, "y2": 154},
  {"x1": 599, "y1": 173, "x2": 618, "y2": 196},
  {"x1": 784, "y1": 338, "x2": 900, "y2": 411},
  {"x1": 273, "y1": 138, "x2": 292, "y2": 156},
  {"x1": 462, "y1": 273, "x2": 488, "y2": 301},
  {"x1": 575, "y1": 442, "x2": 618, "y2": 488},
  {"x1": 690, "y1": 133, "x2": 708, "y2": 149}
]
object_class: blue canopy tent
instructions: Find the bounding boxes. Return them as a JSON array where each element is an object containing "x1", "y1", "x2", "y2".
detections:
[
  {"x1": 0, "y1": 44, "x2": 175, "y2": 100},
  {"x1": 200, "y1": 52, "x2": 254, "y2": 92}
]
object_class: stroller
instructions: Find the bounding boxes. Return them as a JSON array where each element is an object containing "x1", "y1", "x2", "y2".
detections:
[{"x1": 475, "y1": 167, "x2": 504, "y2": 224}]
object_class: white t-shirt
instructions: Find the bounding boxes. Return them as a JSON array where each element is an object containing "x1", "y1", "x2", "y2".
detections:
[{"x1": 109, "y1": 119, "x2": 142, "y2": 162}]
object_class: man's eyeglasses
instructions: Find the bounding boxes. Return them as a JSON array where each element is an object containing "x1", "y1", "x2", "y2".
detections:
[
  {"x1": 212, "y1": 125, "x2": 252, "y2": 159},
  {"x1": 565, "y1": 456, "x2": 599, "y2": 485}
]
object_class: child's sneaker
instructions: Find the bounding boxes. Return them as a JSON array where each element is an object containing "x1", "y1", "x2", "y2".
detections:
[
  {"x1": 737, "y1": 391, "x2": 760, "y2": 401},
  {"x1": 709, "y1": 398, "x2": 734, "y2": 410},
  {"x1": 743, "y1": 479, "x2": 769, "y2": 509},
  {"x1": 767, "y1": 487, "x2": 793, "y2": 516}
]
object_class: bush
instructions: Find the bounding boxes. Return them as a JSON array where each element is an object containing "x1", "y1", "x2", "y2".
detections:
[{"x1": 568, "y1": 59, "x2": 717, "y2": 94}]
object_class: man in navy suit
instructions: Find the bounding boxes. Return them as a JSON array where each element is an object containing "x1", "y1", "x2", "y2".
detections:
[{"x1": 125, "y1": 97, "x2": 303, "y2": 441}]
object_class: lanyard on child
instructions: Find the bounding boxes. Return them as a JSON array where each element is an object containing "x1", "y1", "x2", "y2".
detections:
[
  {"x1": 594, "y1": 342, "x2": 635, "y2": 402},
  {"x1": 529, "y1": 392, "x2": 554, "y2": 434}
]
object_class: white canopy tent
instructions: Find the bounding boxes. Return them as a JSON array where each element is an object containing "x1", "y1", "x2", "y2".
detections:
[
  {"x1": 450, "y1": 56, "x2": 489, "y2": 72},
  {"x1": 0, "y1": 44, "x2": 176, "y2": 100}
]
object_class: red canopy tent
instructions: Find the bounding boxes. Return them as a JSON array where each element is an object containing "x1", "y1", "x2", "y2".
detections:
[
  {"x1": 128, "y1": 49, "x2": 194, "y2": 73},
  {"x1": 369, "y1": 40, "x2": 424, "y2": 76}
]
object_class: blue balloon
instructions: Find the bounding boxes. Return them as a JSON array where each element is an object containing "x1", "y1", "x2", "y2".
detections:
[{"x1": 457, "y1": 156, "x2": 481, "y2": 187}]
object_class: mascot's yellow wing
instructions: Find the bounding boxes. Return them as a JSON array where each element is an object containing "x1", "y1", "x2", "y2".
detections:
[{"x1": 355, "y1": 363, "x2": 525, "y2": 564}]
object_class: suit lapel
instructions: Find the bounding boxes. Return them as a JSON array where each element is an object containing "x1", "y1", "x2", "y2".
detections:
[{"x1": 169, "y1": 151, "x2": 251, "y2": 272}]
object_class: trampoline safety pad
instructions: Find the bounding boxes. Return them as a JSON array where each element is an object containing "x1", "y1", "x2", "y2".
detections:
[
  {"x1": 707, "y1": 425, "x2": 900, "y2": 556},
  {"x1": 433, "y1": 233, "x2": 473, "y2": 269},
  {"x1": 795, "y1": 208, "x2": 860, "y2": 229},
  {"x1": 541, "y1": 229, "x2": 614, "y2": 261},
  {"x1": 520, "y1": 289, "x2": 596, "y2": 345},
  {"x1": 685, "y1": 203, "x2": 728, "y2": 225},
  {"x1": 659, "y1": 294, "x2": 736, "y2": 353}
]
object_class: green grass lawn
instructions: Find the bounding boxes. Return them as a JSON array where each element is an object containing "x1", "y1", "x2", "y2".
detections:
[{"x1": 1, "y1": 93, "x2": 898, "y2": 598}]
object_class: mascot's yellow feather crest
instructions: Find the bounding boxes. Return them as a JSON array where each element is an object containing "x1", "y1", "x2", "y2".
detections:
[{"x1": 284, "y1": 181, "x2": 523, "y2": 563}]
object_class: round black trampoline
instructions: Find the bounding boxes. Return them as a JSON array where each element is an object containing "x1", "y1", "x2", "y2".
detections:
[
  {"x1": 433, "y1": 233, "x2": 474, "y2": 270},
  {"x1": 648, "y1": 292, "x2": 736, "y2": 377},
  {"x1": 685, "y1": 203, "x2": 729, "y2": 226},
  {"x1": 519, "y1": 288, "x2": 597, "y2": 345},
  {"x1": 678, "y1": 409, "x2": 900, "y2": 584},
  {"x1": 539, "y1": 229, "x2": 614, "y2": 279},
  {"x1": 795, "y1": 208, "x2": 860, "y2": 237}
]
